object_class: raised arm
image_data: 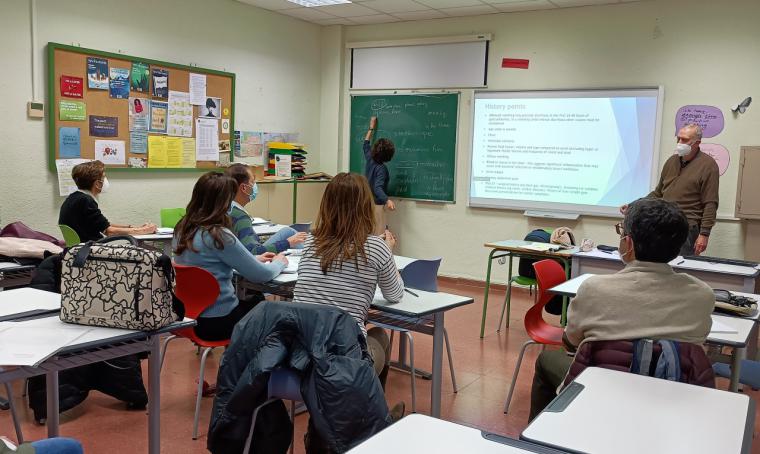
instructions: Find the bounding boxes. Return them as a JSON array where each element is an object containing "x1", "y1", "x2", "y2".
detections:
[{"x1": 364, "y1": 116, "x2": 377, "y2": 142}]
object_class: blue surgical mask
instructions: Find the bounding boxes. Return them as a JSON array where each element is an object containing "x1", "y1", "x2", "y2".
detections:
[{"x1": 249, "y1": 182, "x2": 259, "y2": 202}]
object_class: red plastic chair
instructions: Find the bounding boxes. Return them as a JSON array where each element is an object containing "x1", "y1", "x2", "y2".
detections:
[
  {"x1": 503, "y1": 259, "x2": 566, "y2": 414},
  {"x1": 159, "y1": 264, "x2": 225, "y2": 440}
]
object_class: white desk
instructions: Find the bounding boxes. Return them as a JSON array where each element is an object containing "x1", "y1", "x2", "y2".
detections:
[
  {"x1": 522, "y1": 367, "x2": 755, "y2": 454},
  {"x1": 348, "y1": 414, "x2": 566, "y2": 453},
  {"x1": 393, "y1": 255, "x2": 416, "y2": 271},
  {"x1": 572, "y1": 249, "x2": 760, "y2": 292},
  {"x1": 133, "y1": 233, "x2": 174, "y2": 255},
  {"x1": 0, "y1": 311, "x2": 195, "y2": 454},
  {"x1": 0, "y1": 288, "x2": 61, "y2": 321},
  {"x1": 253, "y1": 224, "x2": 288, "y2": 236}
]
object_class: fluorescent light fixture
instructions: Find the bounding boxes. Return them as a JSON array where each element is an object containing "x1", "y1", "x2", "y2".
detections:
[{"x1": 286, "y1": 0, "x2": 351, "y2": 6}]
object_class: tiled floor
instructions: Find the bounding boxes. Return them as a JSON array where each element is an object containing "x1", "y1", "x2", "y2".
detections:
[{"x1": 1, "y1": 280, "x2": 758, "y2": 453}]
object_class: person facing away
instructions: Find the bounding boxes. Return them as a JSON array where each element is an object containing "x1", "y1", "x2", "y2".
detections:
[
  {"x1": 529, "y1": 198, "x2": 714, "y2": 420},
  {"x1": 173, "y1": 172, "x2": 288, "y2": 341},
  {"x1": 364, "y1": 116, "x2": 396, "y2": 236},
  {"x1": 58, "y1": 160, "x2": 156, "y2": 242},
  {"x1": 620, "y1": 123, "x2": 719, "y2": 256},
  {"x1": 293, "y1": 172, "x2": 403, "y2": 387},
  {"x1": 223, "y1": 163, "x2": 306, "y2": 254}
]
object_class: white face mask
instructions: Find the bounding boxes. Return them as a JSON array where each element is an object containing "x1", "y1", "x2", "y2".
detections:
[
  {"x1": 100, "y1": 177, "x2": 111, "y2": 194},
  {"x1": 675, "y1": 143, "x2": 692, "y2": 157}
]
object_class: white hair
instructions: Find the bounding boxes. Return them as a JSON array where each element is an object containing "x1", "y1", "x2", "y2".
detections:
[{"x1": 683, "y1": 123, "x2": 703, "y2": 141}]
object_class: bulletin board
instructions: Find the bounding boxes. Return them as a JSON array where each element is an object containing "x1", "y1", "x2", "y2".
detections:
[{"x1": 47, "y1": 42, "x2": 235, "y2": 172}]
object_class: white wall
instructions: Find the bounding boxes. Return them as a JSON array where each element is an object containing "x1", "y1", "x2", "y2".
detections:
[
  {"x1": 336, "y1": 0, "x2": 760, "y2": 281},
  {"x1": 0, "y1": 0, "x2": 323, "y2": 235}
]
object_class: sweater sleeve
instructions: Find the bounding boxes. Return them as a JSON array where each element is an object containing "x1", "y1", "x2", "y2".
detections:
[
  {"x1": 564, "y1": 283, "x2": 588, "y2": 347},
  {"x1": 647, "y1": 170, "x2": 665, "y2": 199},
  {"x1": 372, "y1": 167, "x2": 389, "y2": 205},
  {"x1": 700, "y1": 161, "x2": 720, "y2": 235},
  {"x1": 230, "y1": 206, "x2": 264, "y2": 254},
  {"x1": 373, "y1": 239, "x2": 404, "y2": 302},
  {"x1": 363, "y1": 140, "x2": 372, "y2": 161},
  {"x1": 219, "y1": 232, "x2": 285, "y2": 283}
]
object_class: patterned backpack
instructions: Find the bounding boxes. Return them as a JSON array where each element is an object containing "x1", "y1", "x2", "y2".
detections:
[{"x1": 60, "y1": 241, "x2": 182, "y2": 331}]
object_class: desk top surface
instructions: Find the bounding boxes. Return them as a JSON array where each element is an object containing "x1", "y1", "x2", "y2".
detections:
[
  {"x1": 574, "y1": 249, "x2": 760, "y2": 277},
  {"x1": 370, "y1": 288, "x2": 473, "y2": 317},
  {"x1": 484, "y1": 240, "x2": 577, "y2": 257},
  {"x1": 349, "y1": 414, "x2": 566, "y2": 454},
  {"x1": 522, "y1": 367, "x2": 754, "y2": 454},
  {"x1": 0, "y1": 288, "x2": 61, "y2": 321}
]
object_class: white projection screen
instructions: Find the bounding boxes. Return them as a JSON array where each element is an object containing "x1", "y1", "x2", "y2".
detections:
[{"x1": 469, "y1": 88, "x2": 664, "y2": 217}]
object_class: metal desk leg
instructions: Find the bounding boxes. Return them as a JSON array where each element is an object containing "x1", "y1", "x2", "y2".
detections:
[
  {"x1": 560, "y1": 259, "x2": 570, "y2": 326},
  {"x1": 729, "y1": 346, "x2": 745, "y2": 392},
  {"x1": 480, "y1": 249, "x2": 498, "y2": 338},
  {"x1": 148, "y1": 336, "x2": 161, "y2": 454},
  {"x1": 46, "y1": 371, "x2": 59, "y2": 438},
  {"x1": 391, "y1": 332, "x2": 432, "y2": 380},
  {"x1": 431, "y1": 312, "x2": 444, "y2": 418}
]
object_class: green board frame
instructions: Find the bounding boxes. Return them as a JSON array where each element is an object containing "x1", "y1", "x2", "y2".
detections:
[
  {"x1": 47, "y1": 42, "x2": 235, "y2": 172},
  {"x1": 349, "y1": 93, "x2": 459, "y2": 203}
]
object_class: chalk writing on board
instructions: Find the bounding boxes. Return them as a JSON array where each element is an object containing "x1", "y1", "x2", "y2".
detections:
[
  {"x1": 675, "y1": 105, "x2": 724, "y2": 138},
  {"x1": 700, "y1": 143, "x2": 730, "y2": 176}
]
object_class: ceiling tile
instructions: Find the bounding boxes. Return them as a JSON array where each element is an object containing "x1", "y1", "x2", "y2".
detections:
[
  {"x1": 279, "y1": 7, "x2": 339, "y2": 20},
  {"x1": 314, "y1": 17, "x2": 357, "y2": 24},
  {"x1": 349, "y1": 13, "x2": 404, "y2": 23},
  {"x1": 392, "y1": 9, "x2": 449, "y2": 20},
  {"x1": 236, "y1": 0, "x2": 300, "y2": 10},
  {"x1": 358, "y1": 0, "x2": 431, "y2": 13},
  {"x1": 440, "y1": 5, "x2": 499, "y2": 16},
  {"x1": 548, "y1": 0, "x2": 618, "y2": 5},
  {"x1": 414, "y1": 0, "x2": 485, "y2": 8},
  {"x1": 315, "y1": 3, "x2": 380, "y2": 16},
  {"x1": 491, "y1": 0, "x2": 556, "y2": 11}
]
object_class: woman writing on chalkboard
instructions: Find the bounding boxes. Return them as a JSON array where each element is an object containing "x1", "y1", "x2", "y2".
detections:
[{"x1": 364, "y1": 116, "x2": 395, "y2": 236}]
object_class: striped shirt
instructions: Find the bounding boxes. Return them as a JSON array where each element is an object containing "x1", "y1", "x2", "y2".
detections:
[
  {"x1": 229, "y1": 201, "x2": 289, "y2": 254},
  {"x1": 293, "y1": 234, "x2": 404, "y2": 336}
]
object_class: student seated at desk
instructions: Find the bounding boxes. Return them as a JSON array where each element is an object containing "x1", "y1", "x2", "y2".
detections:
[
  {"x1": 224, "y1": 163, "x2": 306, "y2": 253},
  {"x1": 529, "y1": 198, "x2": 714, "y2": 420},
  {"x1": 173, "y1": 172, "x2": 287, "y2": 341},
  {"x1": 293, "y1": 172, "x2": 403, "y2": 387},
  {"x1": 58, "y1": 160, "x2": 156, "y2": 241}
]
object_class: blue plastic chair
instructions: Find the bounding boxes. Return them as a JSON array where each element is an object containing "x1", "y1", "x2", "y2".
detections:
[
  {"x1": 289, "y1": 223, "x2": 311, "y2": 233},
  {"x1": 713, "y1": 360, "x2": 760, "y2": 389},
  {"x1": 243, "y1": 368, "x2": 302, "y2": 454},
  {"x1": 374, "y1": 257, "x2": 457, "y2": 412}
]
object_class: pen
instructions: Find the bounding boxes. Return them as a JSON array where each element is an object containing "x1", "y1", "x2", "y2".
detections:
[
  {"x1": 676, "y1": 260, "x2": 685, "y2": 265},
  {"x1": 404, "y1": 288, "x2": 419, "y2": 297}
]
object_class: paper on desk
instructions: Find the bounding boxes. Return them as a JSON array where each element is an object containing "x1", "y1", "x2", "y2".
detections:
[
  {"x1": 710, "y1": 319, "x2": 738, "y2": 334},
  {"x1": 251, "y1": 217, "x2": 270, "y2": 225},
  {"x1": 0, "y1": 322, "x2": 88, "y2": 366},
  {"x1": 156, "y1": 227, "x2": 173, "y2": 235},
  {"x1": 522, "y1": 242, "x2": 560, "y2": 252},
  {"x1": 267, "y1": 256, "x2": 299, "y2": 274}
]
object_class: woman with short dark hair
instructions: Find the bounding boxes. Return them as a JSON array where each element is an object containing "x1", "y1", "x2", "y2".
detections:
[{"x1": 58, "y1": 160, "x2": 156, "y2": 241}]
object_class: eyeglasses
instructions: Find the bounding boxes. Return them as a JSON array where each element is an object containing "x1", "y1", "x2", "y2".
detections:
[{"x1": 615, "y1": 222, "x2": 626, "y2": 236}]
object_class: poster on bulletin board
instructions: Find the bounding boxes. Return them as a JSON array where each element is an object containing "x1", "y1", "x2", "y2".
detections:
[{"x1": 48, "y1": 42, "x2": 235, "y2": 172}]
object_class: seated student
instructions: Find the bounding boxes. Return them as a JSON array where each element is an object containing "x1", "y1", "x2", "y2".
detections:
[
  {"x1": 529, "y1": 198, "x2": 714, "y2": 420},
  {"x1": 364, "y1": 116, "x2": 396, "y2": 235},
  {"x1": 58, "y1": 160, "x2": 156, "y2": 241},
  {"x1": 293, "y1": 172, "x2": 403, "y2": 386},
  {"x1": 223, "y1": 163, "x2": 306, "y2": 253},
  {"x1": 173, "y1": 172, "x2": 287, "y2": 341}
]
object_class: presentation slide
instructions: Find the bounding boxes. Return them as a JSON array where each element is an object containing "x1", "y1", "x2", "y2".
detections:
[{"x1": 470, "y1": 90, "x2": 661, "y2": 216}]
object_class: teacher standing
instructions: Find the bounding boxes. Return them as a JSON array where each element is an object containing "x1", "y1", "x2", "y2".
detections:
[{"x1": 621, "y1": 123, "x2": 719, "y2": 256}]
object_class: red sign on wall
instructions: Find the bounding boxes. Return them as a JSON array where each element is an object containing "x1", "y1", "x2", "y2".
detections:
[{"x1": 60, "y1": 75, "x2": 83, "y2": 98}]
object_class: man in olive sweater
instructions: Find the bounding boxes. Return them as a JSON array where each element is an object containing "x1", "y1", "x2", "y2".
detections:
[{"x1": 621, "y1": 123, "x2": 719, "y2": 256}]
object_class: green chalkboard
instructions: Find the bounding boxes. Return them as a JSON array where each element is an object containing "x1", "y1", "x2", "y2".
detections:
[{"x1": 349, "y1": 93, "x2": 458, "y2": 202}]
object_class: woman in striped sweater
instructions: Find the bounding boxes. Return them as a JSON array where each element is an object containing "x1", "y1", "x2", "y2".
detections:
[{"x1": 293, "y1": 172, "x2": 404, "y2": 387}]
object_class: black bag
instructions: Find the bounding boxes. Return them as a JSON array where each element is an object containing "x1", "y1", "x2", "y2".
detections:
[{"x1": 713, "y1": 289, "x2": 758, "y2": 317}]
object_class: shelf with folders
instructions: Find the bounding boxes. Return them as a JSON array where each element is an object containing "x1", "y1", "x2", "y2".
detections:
[{"x1": 267, "y1": 142, "x2": 307, "y2": 179}]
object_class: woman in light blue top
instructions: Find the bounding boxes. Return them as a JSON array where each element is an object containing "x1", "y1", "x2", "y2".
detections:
[{"x1": 173, "y1": 172, "x2": 287, "y2": 341}]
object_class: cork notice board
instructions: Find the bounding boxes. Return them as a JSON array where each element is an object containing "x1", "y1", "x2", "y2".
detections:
[{"x1": 48, "y1": 42, "x2": 235, "y2": 171}]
